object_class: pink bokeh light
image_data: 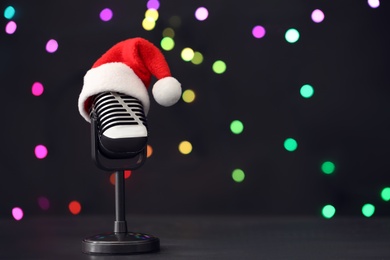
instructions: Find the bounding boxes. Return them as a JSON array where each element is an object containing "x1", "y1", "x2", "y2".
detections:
[
  {"x1": 46, "y1": 39, "x2": 58, "y2": 53},
  {"x1": 147, "y1": 0, "x2": 160, "y2": 10},
  {"x1": 252, "y1": 25, "x2": 266, "y2": 38},
  {"x1": 311, "y1": 9, "x2": 325, "y2": 23},
  {"x1": 38, "y1": 196, "x2": 50, "y2": 210},
  {"x1": 32, "y1": 82, "x2": 44, "y2": 96},
  {"x1": 100, "y1": 8, "x2": 113, "y2": 21},
  {"x1": 5, "y1": 21, "x2": 17, "y2": 34},
  {"x1": 195, "y1": 7, "x2": 208, "y2": 21},
  {"x1": 35, "y1": 144, "x2": 48, "y2": 159},
  {"x1": 368, "y1": 0, "x2": 380, "y2": 8},
  {"x1": 12, "y1": 207, "x2": 24, "y2": 221}
]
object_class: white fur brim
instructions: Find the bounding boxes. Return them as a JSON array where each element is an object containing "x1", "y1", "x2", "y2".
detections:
[
  {"x1": 152, "y1": 77, "x2": 182, "y2": 107},
  {"x1": 78, "y1": 62, "x2": 150, "y2": 122}
]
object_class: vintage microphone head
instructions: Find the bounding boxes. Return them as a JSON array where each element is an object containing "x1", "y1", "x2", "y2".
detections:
[{"x1": 90, "y1": 91, "x2": 148, "y2": 159}]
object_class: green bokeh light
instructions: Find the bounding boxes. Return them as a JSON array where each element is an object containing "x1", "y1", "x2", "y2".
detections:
[
  {"x1": 191, "y1": 51, "x2": 204, "y2": 65},
  {"x1": 212, "y1": 60, "x2": 226, "y2": 74},
  {"x1": 4, "y1": 6, "x2": 15, "y2": 19},
  {"x1": 362, "y1": 204, "x2": 375, "y2": 217},
  {"x1": 285, "y1": 28, "x2": 300, "y2": 43},
  {"x1": 230, "y1": 120, "x2": 244, "y2": 134},
  {"x1": 300, "y1": 84, "x2": 314, "y2": 98},
  {"x1": 161, "y1": 37, "x2": 175, "y2": 51},
  {"x1": 322, "y1": 205, "x2": 336, "y2": 219},
  {"x1": 232, "y1": 169, "x2": 245, "y2": 183},
  {"x1": 321, "y1": 161, "x2": 335, "y2": 174},
  {"x1": 381, "y1": 187, "x2": 390, "y2": 201},
  {"x1": 162, "y1": 27, "x2": 175, "y2": 38},
  {"x1": 284, "y1": 138, "x2": 298, "y2": 152}
]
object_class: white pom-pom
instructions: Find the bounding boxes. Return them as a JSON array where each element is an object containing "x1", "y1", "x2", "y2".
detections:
[{"x1": 152, "y1": 77, "x2": 182, "y2": 106}]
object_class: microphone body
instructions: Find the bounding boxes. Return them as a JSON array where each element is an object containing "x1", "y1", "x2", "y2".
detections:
[{"x1": 91, "y1": 92, "x2": 148, "y2": 159}]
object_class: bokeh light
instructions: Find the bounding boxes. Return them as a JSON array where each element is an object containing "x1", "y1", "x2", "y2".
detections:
[
  {"x1": 362, "y1": 204, "x2": 375, "y2": 217},
  {"x1": 300, "y1": 84, "x2": 314, "y2": 98},
  {"x1": 46, "y1": 39, "x2": 58, "y2": 53},
  {"x1": 212, "y1": 60, "x2": 227, "y2": 74},
  {"x1": 230, "y1": 120, "x2": 244, "y2": 134},
  {"x1": 322, "y1": 205, "x2": 336, "y2": 219},
  {"x1": 179, "y1": 141, "x2": 192, "y2": 155},
  {"x1": 321, "y1": 161, "x2": 335, "y2": 174},
  {"x1": 32, "y1": 82, "x2": 44, "y2": 96},
  {"x1": 182, "y1": 89, "x2": 196, "y2": 103},
  {"x1": 311, "y1": 9, "x2": 325, "y2": 23},
  {"x1": 195, "y1": 7, "x2": 209, "y2": 21},
  {"x1": 69, "y1": 201, "x2": 81, "y2": 215},
  {"x1": 147, "y1": 0, "x2": 160, "y2": 10},
  {"x1": 368, "y1": 0, "x2": 380, "y2": 8},
  {"x1": 232, "y1": 169, "x2": 245, "y2": 183},
  {"x1": 147, "y1": 145, "x2": 153, "y2": 158},
  {"x1": 381, "y1": 187, "x2": 390, "y2": 201},
  {"x1": 161, "y1": 37, "x2": 175, "y2": 51},
  {"x1": 285, "y1": 28, "x2": 300, "y2": 43},
  {"x1": 142, "y1": 17, "x2": 156, "y2": 31},
  {"x1": 4, "y1": 6, "x2": 15, "y2": 19},
  {"x1": 35, "y1": 144, "x2": 48, "y2": 159},
  {"x1": 181, "y1": 48, "x2": 195, "y2": 61},
  {"x1": 162, "y1": 27, "x2": 175, "y2": 38},
  {"x1": 38, "y1": 196, "x2": 50, "y2": 210},
  {"x1": 191, "y1": 51, "x2": 204, "y2": 65},
  {"x1": 100, "y1": 8, "x2": 113, "y2": 22},
  {"x1": 124, "y1": 170, "x2": 132, "y2": 179},
  {"x1": 145, "y1": 8, "x2": 159, "y2": 21},
  {"x1": 284, "y1": 138, "x2": 298, "y2": 152},
  {"x1": 169, "y1": 16, "x2": 181, "y2": 27},
  {"x1": 110, "y1": 173, "x2": 116, "y2": 185},
  {"x1": 12, "y1": 207, "x2": 24, "y2": 221},
  {"x1": 5, "y1": 21, "x2": 17, "y2": 34},
  {"x1": 252, "y1": 25, "x2": 266, "y2": 39}
]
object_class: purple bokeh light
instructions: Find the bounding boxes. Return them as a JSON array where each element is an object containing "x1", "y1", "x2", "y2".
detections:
[
  {"x1": 252, "y1": 25, "x2": 266, "y2": 39},
  {"x1": 368, "y1": 0, "x2": 380, "y2": 8},
  {"x1": 38, "y1": 196, "x2": 50, "y2": 210},
  {"x1": 12, "y1": 207, "x2": 24, "y2": 221},
  {"x1": 100, "y1": 8, "x2": 113, "y2": 21},
  {"x1": 311, "y1": 9, "x2": 325, "y2": 23},
  {"x1": 32, "y1": 82, "x2": 44, "y2": 96},
  {"x1": 195, "y1": 7, "x2": 208, "y2": 21},
  {"x1": 5, "y1": 21, "x2": 17, "y2": 34},
  {"x1": 46, "y1": 39, "x2": 58, "y2": 53},
  {"x1": 35, "y1": 144, "x2": 48, "y2": 159},
  {"x1": 147, "y1": 0, "x2": 160, "y2": 10}
]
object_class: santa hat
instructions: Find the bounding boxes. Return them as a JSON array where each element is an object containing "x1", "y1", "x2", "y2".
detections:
[{"x1": 78, "y1": 37, "x2": 182, "y2": 122}]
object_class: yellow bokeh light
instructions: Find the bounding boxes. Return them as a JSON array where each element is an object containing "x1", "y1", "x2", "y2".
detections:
[
  {"x1": 162, "y1": 27, "x2": 175, "y2": 38},
  {"x1": 181, "y1": 48, "x2": 194, "y2": 62},
  {"x1": 191, "y1": 51, "x2": 204, "y2": 65},
  {"x1": 145, "y1": 9, "x2": 159, "y2": 21},
  {"x1": 178, "y1": 141, "x2": 192, "y2": 155},
  {"x1": 142, "y1": 17, "x2": 156, "y2": 31},
  {"x1": 147, "y1": 144, "x2": 153, "y2": 158},
  {"x1": 182, "y1": 89, "x2": 195, "y2": 103}
]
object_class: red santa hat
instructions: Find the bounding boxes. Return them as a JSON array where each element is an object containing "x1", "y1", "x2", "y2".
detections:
[{"x1": 78, "y1": 37, "x2": 182, "y2": 122}]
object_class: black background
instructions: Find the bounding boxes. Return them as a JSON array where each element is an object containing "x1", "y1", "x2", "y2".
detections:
[{"x1": 1, "y1": 0, "x2": 389, "y2": 217}]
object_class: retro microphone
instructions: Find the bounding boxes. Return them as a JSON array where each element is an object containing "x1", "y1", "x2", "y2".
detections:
[
  {"x1": 91, "y1": 91, "x2": 148, "y2": 159},
  {"x1": 78, "y1": 37, "x2": 181, "y2": 255}
]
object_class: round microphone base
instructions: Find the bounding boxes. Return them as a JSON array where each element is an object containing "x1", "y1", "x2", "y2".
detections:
[{"x1": 82, "y1": 232, "x2": 160, "y2": 255}]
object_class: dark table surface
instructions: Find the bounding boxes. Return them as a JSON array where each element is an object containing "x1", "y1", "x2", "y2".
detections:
[{"x1": 1, "y1": 214, "x2": 389, "y2": 260}]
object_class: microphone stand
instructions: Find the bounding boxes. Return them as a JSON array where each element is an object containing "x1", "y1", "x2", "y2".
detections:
[{"x1": 82, "y1": 111, "x2": 160, "y2": 255}]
